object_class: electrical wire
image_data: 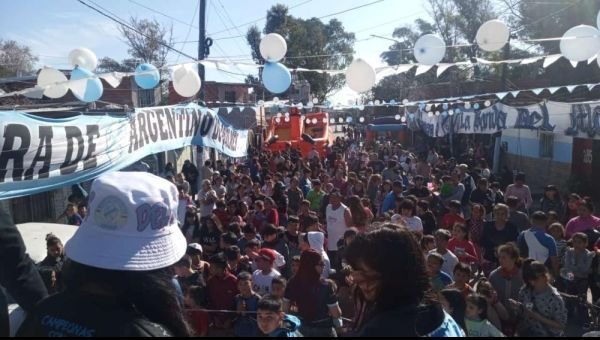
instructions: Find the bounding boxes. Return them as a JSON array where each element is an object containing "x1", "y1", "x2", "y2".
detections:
[
  {"x1": 128, "y1": 0, "x2": 200, "y2": 30},
  {"x1": 175, "y1": 0, "x2": 200, "y2": 63},
  {"x1": 77, "y1": 0, "x2": 197, "y2": 61}
]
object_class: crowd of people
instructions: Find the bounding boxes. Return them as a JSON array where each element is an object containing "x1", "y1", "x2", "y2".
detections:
[{"x1": 35, "y1": 135, "x2": 600, "y2": 337}]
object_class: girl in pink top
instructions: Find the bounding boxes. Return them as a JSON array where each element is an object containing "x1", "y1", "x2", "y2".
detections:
[
  {"x1": 565, "y1": 198, "x2": 600, "y2": 238},
  {"x1": 448, "y1": 222, "x2": 479, "y2": 264}
]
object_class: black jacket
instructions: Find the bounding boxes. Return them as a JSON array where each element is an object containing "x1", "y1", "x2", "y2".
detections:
[
  {"x1": 16, "y1": 292, "x2": 172, "y2": 337},
  {"x1": 358, "y1": 302, "x2": 450, "y2": 337},
  {"x1": 0, "y1": 207, "x2": 48, "y2": 337}
]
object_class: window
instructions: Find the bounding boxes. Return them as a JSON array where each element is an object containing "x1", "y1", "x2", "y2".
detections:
[
  {"x1": 224, "y1": 91, "x2": 236, "y2": 103},
  {"x1": 138, "y1": 89, "x2": 156, "y2": 107},
  {"x1": 539, "y1": 132, "x2": 554, "y2": 158}
]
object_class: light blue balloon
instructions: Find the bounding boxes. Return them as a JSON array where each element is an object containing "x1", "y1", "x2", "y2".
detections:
[
  {"x1": 390, "y1": 99, "x2": 397, "y2": 105},
  {"x1": 263, "y1": 62, "x2": 291, "y2": 94},
  {"x1": 474, "y1": 103, "x2": 480, "y2": 110},
  {"x1": 442, "y1": 103, "x2": 449, "y2": 110},
  {"x1": 134, "y1": 63, "x2": 160, "y2": 89},
  {"x1": 409, "y1": 113, "x2": 415, "y2": 119},
  {"x1": 418, "y1": 103, "x2": 426, "y2": 110},
  {"x1": 71, "y1": 66, "x2": 103, "y2": 102}
]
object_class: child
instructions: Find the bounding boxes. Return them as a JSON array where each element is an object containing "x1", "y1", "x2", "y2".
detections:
[
  {"x1": 465, "y1": 294, "x2": 504, "y2": 337},
  {"x1": 565, "y1": 193, "x2": 581, "y2": 223},
  {"x1": 448, "y1": 263, "x2": 475, "y2": 297},
  {"x1": 475, "y1": 279, "x2": 508, "y2": 332},
  {"x1": 290, "y1": 256, "x2": 301, "y2": 278},
  {"x1": 442, "y1": 200, "x2": 465, "y2": 230},
  {"x1": 238, "y1": 225, "x2": 262, "y2": 254},
  {"x1": 256, "y1": 296, "x2": 303, "y2": 337},
  {"x1": 234, "y1": 272, "x2": 261, "y2": 337},
  {"x1": 440, "y1": 289, "x2": 467, "y2": 332},
  {"x1": 548, "y1": 223, "x2": 568, "y2": 262},
  {"x1": 184, "y1": 285, "x2": 210, "y2": 337},
  {"x1": 547, "y1": 211, "x2": 561, "y2": 227},
  {"x1": 430, "y1": 229, "x2": 460, "y2": 280},
  {"x1": 421, "y1": 235, "x2": 435, "y2": 256},
  {"x1": 448, "y1": 223, "x2": 479, "y2": 265},
  {"x1": 271, "y1": 276, "x2": 291, "y2": 313},
  {"x1": 337, "y1": 228, "x2": 358, "y2": 268},
  {"x1": 427, "y1": 253, "x2": 453, "y2": 292},
  {"x1": 252, "y1": 248, "x2": 281, "y2": 296},
  {"x1": 561, "y1": 233, "x2": 594, "y2": 299}
]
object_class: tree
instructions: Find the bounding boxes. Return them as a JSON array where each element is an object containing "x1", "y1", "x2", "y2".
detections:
[
  {"x1": 98, "y1": 17, "x2": 173, "y2": 72},
  {"x1": 0, "y1": 40, "x2": 38, "y2": 77},
  {"x1": 246, "y1": 4, "x2": 355, "y2": 101},
  {"x1": 503, "y1": 0, "x2": 600, "y2": 86}
]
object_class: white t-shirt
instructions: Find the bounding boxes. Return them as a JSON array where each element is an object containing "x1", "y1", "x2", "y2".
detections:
[
  {"x1": 252, "y1": 269, "x2": 281, "y2": 296},
  {"x1": 326, "y1": 203, "x2": 349, "y2": 251},
  {"x1": 199, "y1": 189, "x2": 216, "y2": 217},
  {"x1": 429, "y1": 249, "x2": 459, "y2": 280},
  {"x1": 404, "y1": 216, "x2": 423, "y2": 233}
]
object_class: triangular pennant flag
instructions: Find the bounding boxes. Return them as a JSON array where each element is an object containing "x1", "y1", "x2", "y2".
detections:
[
  {"x1": 415, "y1": 65, "x2": 433, "y2": 76},
  {"x1": 548, "y1": 87, "x2": 561, "y2": 94},
  {"x1": 588, "y1": 84, "x2": 596, "y2": 91},
  {"x1": 397, "y1": 64, "x2": 416, "y2": 74},
  {"x1": 98, "y1": 72, "x2": 125, "y2": 88},
  {"x1": 510, "y1": 91, "x2": 520, "y2": 98},
  {"x1": 543, "y1": 55, "x2": 562, "y2": 68},
  {"x1": 588, "y1": 55, "x2": 597, "y2": 65},
  {"x1": 496, "y1": 92, "x2": 509, "y2": 100},
  {"x1": 436, "y1": 64, "x2": 453, "y2": 77},
  {"x1": 532, "y1": 88, "x2": 544, "y2": 95},
  {"x1": 570, "y1": 60, "x2": 579, "y2": 68},
  {"x1": 566, "y1": 85, "x2": 577, "y2": 93},
  {"x1": 21, "y1": 86, "x2": 45, "y2": 99}
]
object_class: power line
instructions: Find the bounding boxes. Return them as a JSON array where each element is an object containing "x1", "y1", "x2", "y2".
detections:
[
  {"x1": 208, "y1": 0, "x2": 313, "y2": 37},
  {"x1": 127, "y1": 0, "x2": 199, "y2": 30},
  {"x1": 206, "y1": 0, "x2": 389, "y2": 42},
  {"x1": 77, "y1": 0, "x2": 197, "y2": 61},
  {"x1": 176, "y1": 0, "x2": 200, "y2": 63},
  {"x1": 317, "y1": 0, "x2": 386, "y2": 20}
]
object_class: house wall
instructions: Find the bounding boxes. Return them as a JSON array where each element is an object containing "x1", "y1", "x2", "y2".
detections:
[{"x1": 501, "y1": 128, "x2": 573, "y2": 193}]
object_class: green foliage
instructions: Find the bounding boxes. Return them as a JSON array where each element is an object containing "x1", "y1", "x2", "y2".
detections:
[{"x1": 246, "y1": 4, "x2": 355, "y2": 101}]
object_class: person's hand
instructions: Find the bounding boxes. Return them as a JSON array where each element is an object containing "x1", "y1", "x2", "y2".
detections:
[{"x1": 508, "y1": 299, "x2": 521, "y2": 311}]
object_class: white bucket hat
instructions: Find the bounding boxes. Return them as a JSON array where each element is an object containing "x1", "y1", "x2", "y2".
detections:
[{"x1": 65, "y1": 171, "x2": 187, "y2": 271}]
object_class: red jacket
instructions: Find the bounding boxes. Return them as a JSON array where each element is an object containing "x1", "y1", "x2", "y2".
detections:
[{"x1": 448, "y1": 238, "x2": 479, "y2": 263}]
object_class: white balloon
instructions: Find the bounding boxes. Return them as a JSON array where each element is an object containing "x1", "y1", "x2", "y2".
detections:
[
  {"x1": 428, "y1": 112, "x2": 434, "y2": 117},
  {"x1": 277, "y1": 113, "x2": 283, "y2": 118},
  {"x1": 345, "y1": 58, "x2": 376, "y2": 93},
  {"x1": 359, "y1": 117, "x2": 365, "y2": 123},
  {"x1": 37, "y1": 67, "x2": 69, "y2": 99},
  {"x1": 464, "y1": 102, "x2": 471, "y2": 109},
  {"x1": 402, "y1": 99, "x2": 409, "y2": 105},
  {"x1": 311, "y1": 118, "x2": 318, "y2": 124},
  {"x1": 260, "y1": 33, "x2": 287, "y2": 62},
  {"x1": 476, "y1": 20, "x2": 510, "y2": 52},
  {"x1": 401, "y1": 116, "x2": 407, "y2": 123},
  {"x1": 374, "y1": 100, "x2": 381, "y2": 106},
  {"x1": 322, "y1": 118, "x2": 328, "y2": 124},
  {"x1": 284, "y1": 116, "x2": 290, "y2": 122},
  {"x1": 414, "y1": 34, "x2": 446, "y2": 66},
  {"x1": 275, "y1": 117, "x2": 281, "y2": 123},
  {"x1": 306, "y1": 102, "x2": 314, "y2": 108},
  {"x1": 312, "y1": 97, "x2": 319, "y2": 104},
  {"x1": 68, "y1": 48, "x2": 98, "y2": 71},
  {"x1": 560, "y1": 25, "x2": 600, "y2": 62},
  {"x1": 173, "y1": 66, "x2": 201, "y2": 97},
  {"x1": 395, "y1": 114, "x2": 401, "y2": 120},
  {"x1": 484, "y1": 100, "x2": 492, "y2": 107}
]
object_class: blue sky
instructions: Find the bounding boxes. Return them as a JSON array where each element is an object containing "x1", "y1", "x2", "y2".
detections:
[{"x1": 0, "y1": 0, "x2": 431, "y2": 102}]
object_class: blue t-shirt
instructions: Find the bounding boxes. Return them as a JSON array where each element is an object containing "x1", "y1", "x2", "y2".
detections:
[
  {"x1": 431, "y1": 271, "x2": 453, "y2": 291},
  {"x1": 234, "y1": 293, "x2": 261, "y2": 337},
  {"x1": 382, "y1": 191, "x2": 397, "y2": 215},
  {"x1": 517, "y1": 227, "x2": 557, "y2": 264},
  {"x1": 426, "y1": 311, "x2": 466, "y2": 337},
  {"x1": 68, "y1": 214, "x2": 83, "y2": 226}
]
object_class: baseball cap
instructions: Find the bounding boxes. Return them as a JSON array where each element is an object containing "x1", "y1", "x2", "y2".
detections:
[
  {"x1": 187, "y1": 243, "x2": 203, "y2": 254},
  {"x1": 64, "y1": 172, "x2": 187, "y2": 272},
  {"x1": 258, "y1": 248, "x2": 277, "y2": 264}
]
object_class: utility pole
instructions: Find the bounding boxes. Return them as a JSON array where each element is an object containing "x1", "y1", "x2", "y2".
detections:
[
  {"x1": 198, "y1": 0, "x2": 207, "y2": 101},
  {"x1": 196, "y1": 0, "x2": 207, "y2": 173}
]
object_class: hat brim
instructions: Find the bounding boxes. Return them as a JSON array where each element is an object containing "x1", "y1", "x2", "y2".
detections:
[{"x1": 65, "y1": 223, "x2": 187, "y2": 272}]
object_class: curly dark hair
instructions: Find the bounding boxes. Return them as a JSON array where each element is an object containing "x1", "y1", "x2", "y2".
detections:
[{"x1": 345, "y1": 225, "x2": 432, "y2": 313}]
